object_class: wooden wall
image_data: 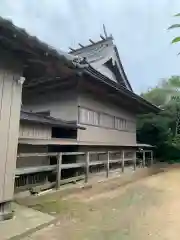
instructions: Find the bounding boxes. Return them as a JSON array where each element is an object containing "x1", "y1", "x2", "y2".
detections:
[
  {"x1": 19, "y1": 122, "x2": 51, "y2": 140},
  {"x1": 0, "y1": 50, "x2": 22, "y2": 203},
  {"x1": 77, "y1": 93, "x2": 137, "y2": 145},
  {"x1": 23, "y1": 89, "x2": 78, "y2": 121}
]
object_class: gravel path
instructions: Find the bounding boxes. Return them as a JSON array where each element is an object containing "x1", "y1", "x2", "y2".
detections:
[{"x1": 23, "y1": 167, "x2": 180, "y2": 240}]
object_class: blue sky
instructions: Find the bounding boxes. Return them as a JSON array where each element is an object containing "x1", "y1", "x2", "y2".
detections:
[{"x1": 1, "y1": 0, "x2": 180, "y2": 93}]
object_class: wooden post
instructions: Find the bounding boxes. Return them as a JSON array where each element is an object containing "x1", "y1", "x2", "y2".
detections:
[
  {"x1": 56, "y1": 153, "x2": 62, "y2": 189},
  {"x1": 142, "y1": 151, "x2": 145, "y2": 168},
  {"x1": 106, "y1": 151, "x2": 110, "y2": 178},
  {"x1": 150, "y1": 150, "x2": 153, "y2": 166},
  {"x1": 133, "y1": 151, "x2": 136, "y2": 171},
  {"x1": 85, "y1": 152, "x2": 90, "y2": 183},
  {"x1": 122, "y1": 150, "x2": 125, "y2": 173}
]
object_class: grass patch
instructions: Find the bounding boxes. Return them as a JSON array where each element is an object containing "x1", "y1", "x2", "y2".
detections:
[
  {"x1": 16, "y1": 192, "x2": 83, "y2": 216},
  {"x1": 30, "y1": 199, "x2": 70, "y2": 215}
]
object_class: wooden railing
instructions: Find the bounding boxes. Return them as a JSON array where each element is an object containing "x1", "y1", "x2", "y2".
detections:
[{"x1": 15, "y1": 150, "x2": 153, "y2": 191}]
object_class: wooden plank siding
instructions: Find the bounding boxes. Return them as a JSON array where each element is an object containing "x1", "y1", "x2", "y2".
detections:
[
  {"x1": 0, "y1": 55, "x2": 23, "y2": 203},
  {"x1": 22, "y1": 88, "x2": 137, "y2": 146},
  {"x1": 77, "y1": 92, "x2": 137, "y2": 145},
  {"x1": 23, "y1": 89, "x2": 78, "y2": 121},
  {"x1": 19, "y1": 122, "x2": 51, "y2": 140}
]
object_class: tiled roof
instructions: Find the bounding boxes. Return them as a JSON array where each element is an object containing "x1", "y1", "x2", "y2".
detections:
[{"x1": 20, "y1": 110, "x2": 84, "y2": 130}]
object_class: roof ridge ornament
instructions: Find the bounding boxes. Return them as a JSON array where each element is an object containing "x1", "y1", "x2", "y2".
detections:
[
  {"x1": 103, "y1": 24, "x2": 108, "y2": 39},
  {"x1": 72, "y1": 56, "x2": 89, "y2": 68}
]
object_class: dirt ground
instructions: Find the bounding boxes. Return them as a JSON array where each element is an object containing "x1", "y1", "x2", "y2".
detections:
[{"x1": 22, "y1": 166, "x2": 180, "y2": 240}]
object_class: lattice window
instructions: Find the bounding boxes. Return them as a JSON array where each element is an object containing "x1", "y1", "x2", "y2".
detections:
[
  {"x1": 115, "y1": 117, "x2": 127, "y2": 130},
  {"x1": 79, "y1": 108, "x2": 99, "y2": 125}
]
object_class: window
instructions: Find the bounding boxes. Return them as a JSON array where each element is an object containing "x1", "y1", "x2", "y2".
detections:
[
  {"x1": 100, "y1": 113, "x2": 114, "y2": 128},
  {"x1": 115, "y1": 117, "x2": 122, "y2": 130},
  {"x1": 79, "y1": 107, "x2": 133, "y2": 132},
  {"x1": 115, "y1": 117, "x2": 127, "y2": 130},
  {"x1": 79, "y1": 108, "x2": 99, "y2": 125}
]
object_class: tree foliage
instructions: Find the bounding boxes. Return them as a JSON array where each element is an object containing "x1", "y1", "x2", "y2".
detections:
[
  {"x1": 138, "y1": 77, "x2": 180, "y2": 161},
  {"x1": 168, "y1": 14, "x2": 180, "y2": 46},
  {"x1": 141, "y1": 76, "x2": 180, "y2": 107}
]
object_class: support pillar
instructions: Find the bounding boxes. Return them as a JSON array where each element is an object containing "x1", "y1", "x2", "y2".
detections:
[
  {"x1": 85, "y1": 152, "x2": 90, "y2": 183},
  {"x1": 122, "y1": 150, "x2": 125, "y2": 173},
  {"x1": 150, "y1": 150, "x2": 154, "y2": 166},
  {"x1": 133, "y1": 151, "x2": 137, "y2": 171},
  {"x1": 142, "y1": 151, "x2": 146, "y2": 167},
  {"x1": 106, "y1": 151, "x2": 110, "y2": 178},
  {"x1": 56, "y1": 153, "x2": 62, "y2": 189}
]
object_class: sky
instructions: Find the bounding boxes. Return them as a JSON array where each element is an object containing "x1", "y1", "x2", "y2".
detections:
[{"x1": 1, "y1": 0, "x2": 180, "y2": 93}]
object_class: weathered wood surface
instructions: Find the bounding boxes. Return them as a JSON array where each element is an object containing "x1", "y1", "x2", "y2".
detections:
[
  {"x1": 85, "y1": 152, "x2": 90, "y2": 183},
  {"x1": 16, "y1": 165, "x2": 56, "y2": 175},
  {"x1": 150, "y1": 150, "x2": 153, "y2": 166},
  {"x1": 19, "y1": 123, "x2": 51, "y2": 140},
  {"x1": 61, "y1": 163, "x2": 85, "y2": 169},
  {"x1": 61, "y1": 152, "x2": 85, "y2": 156},
  {"x1": 0, "y1": 58, "x2": 23, "y2": 203},
  {"x1": 133, "y1": 151, "x2": 137, "y2": 171},
  {"x1": 106, "y1": 151, "x2": 110, "y2": 178},
  {"x1": 89, "y1": 161, "x2": 106, "y2": 166},
  {"x1": 15, "y1": 150, "x2": 154, "y2": 191},
  {"x1": 17, "y1": 152, "x2": 58, "y2": 158},
  {"x1": 60, "y1": 175, "x2": 85, "y2": 185},
  {"x1": 122, "y1": 151, "x2": 125, "y2": 173},
  {"x1": 142, "y1": 151, "x2": 146, "y2": 167},
  {"x1": 56, "y1": 153, "x2": 62, "y2": 189}
]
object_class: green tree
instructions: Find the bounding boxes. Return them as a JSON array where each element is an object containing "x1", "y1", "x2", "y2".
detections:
[
  {"x1": 168, "y1": 13, "x2": 180, "y2": 45},
  {"x1": 138, "y1": 78, "x2": 180, "y2": 161},
  {"x1": 137, "y1": 105, "x2": 180, "y2": 160},
  {"x1": 141, "y1": 76, "x2": 180, "y2": 107}
]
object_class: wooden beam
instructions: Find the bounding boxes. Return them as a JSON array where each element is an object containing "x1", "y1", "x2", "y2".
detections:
[
  {"x1": 62, "y1": 152, "x2": 85, "y2": 156},
  {"x1": 17, "y1": 152, "x2": 58, "y2": 158},
  {"x1": 124, "y1": 158, "x2": 134, "y2": 162},
  {"x1": 69, "y1": 47, "x2": 75, "y2": 51},
  {"x1": 150, "y1": 150, "x2": 153, "y2": 166},
  {"x1": 133, "y1": 151, "x2": 136, "y2": 171},
  {"x1": 89, "y1": 161, "x2": 106, "y2": 166},
  {"x1": 89, "y1": 151, "x2": 106, "y2": 155},
  {"x1": 85, "y1": 152, "x2": 90, "y2": 183},
  {"x1": 142, "y1": 151, "x2": 146, "y2": 168},
  {"x1": 122, "y1": 151, "x2": 125, "y2": 173},
  {"x1": 109, "y1": 159, "x2": 122, "y2": 164},
  {"x1": 78, "y1": 43, "x2": 84, "y2": 48},
  {"x1": 61, "y1": 163, "x2": 85, "y2": 169},
  {"x1": 24, "y1": 76, "x2": 76, "y2": 93},
  {"x1": 56, "y1": 153, "x2": 62, "y2": 189},
  {"x1": 16, "y1": 165, "x2": 56, "y2": 175},
  {"x1": 108, "y1": 151, "x2": 121, "y2": 154},
  {"x1": 100, "y1": 34, "x2": 105, "y2": 40},
  {"x1": 89, "y1": 39, "x2": 95, "y2": 44},
  {"x1": 106, "y1": 151, "x2": 110, "y2": 178},
  {"x1": 60, "y1": 175, "x2": 85, "y2": 185},
  {"x1": 103, "y1": 24, "x2": 108, "y2": 38}
]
